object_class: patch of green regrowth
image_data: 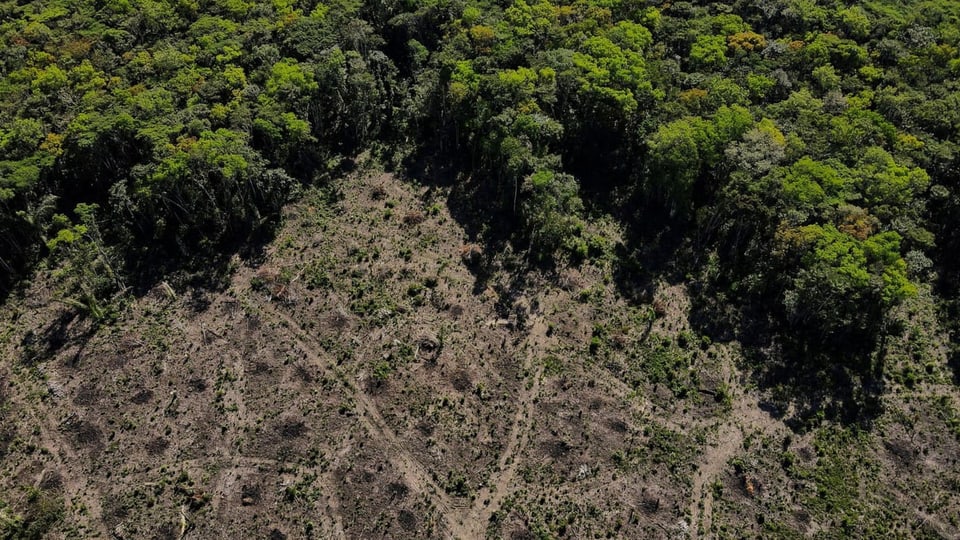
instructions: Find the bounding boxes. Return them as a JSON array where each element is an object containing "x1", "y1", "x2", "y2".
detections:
[
  {"x1": 542, "y1": 354, "x2": 564, "y2": 376},
  {"x1": 0, "y1": 487, "x2": 64, "y2": 540},
  {"x1": 443, "y1": 471, "x2": 470, "y2": 497}
]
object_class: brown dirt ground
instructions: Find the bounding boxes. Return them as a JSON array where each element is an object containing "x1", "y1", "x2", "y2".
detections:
[{"x1": 1, "y1": 170, "x2": 958, "y2": 539}]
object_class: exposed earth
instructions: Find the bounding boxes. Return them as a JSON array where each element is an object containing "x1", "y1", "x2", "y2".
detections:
[{"x1": 1, "y1": 169, "x2": 958, "y2": 538}]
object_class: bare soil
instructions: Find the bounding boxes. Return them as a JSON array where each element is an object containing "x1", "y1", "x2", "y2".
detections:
[{"x1": 1, "y1": 170, "x2": 958, "y2": 539}]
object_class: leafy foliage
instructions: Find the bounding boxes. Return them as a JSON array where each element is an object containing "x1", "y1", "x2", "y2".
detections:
[{"x1": 1, "y1": 0, "x2": 959, "y2": 375}]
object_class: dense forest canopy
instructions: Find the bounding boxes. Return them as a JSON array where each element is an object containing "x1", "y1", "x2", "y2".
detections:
[{"x1": 1, "y1": 0, "x2": 959, "y2": 369}]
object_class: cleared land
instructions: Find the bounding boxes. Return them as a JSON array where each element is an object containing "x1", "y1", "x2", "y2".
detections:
[{"x1": 1, "y1": 171, "x2": 958, "y2": 538}]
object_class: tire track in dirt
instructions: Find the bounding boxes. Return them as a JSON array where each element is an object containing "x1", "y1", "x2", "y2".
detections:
[
  {"x1": 256, "y1": 292, "x2": 557, "y2": 538},
  {"x1": 687, "y1": 376, "x2": 782, "y2": 539},
  {"x1": 456, "y1": 316, "x2": 549, "y2": 538},
  {"x1": 1, "y1": 332, "x2": 105, "y2": 532},
  {"x1": 176, "y1": 455, "x2": 303, "y2": 472},
  {"x1": 454, "y1": 308, "x2": 699, "y2": 537},
  {"x1": 688, "y1": 420, "x2": 744, "y2": 538},
  {"x1": 252, "y1": 297, "x2": 467, "y2": 537}
]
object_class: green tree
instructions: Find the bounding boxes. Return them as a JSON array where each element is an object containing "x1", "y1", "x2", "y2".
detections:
[
  {"x1": 520, "y1": 169, "x2": 586, "y2": 261},
  {"x1": 689, "y1": 34, "x2": 727, "y2": 69},
  {"x1": 46, "y1": 204, "x2": 126, "y2": 321},
  {"x1": 138, "y1": 129, "x2": 295, "y2": 254},
  {"x1": 646, "y1": 116, "x2": 717, "y2": 213},
  {"x1": 779, "y1": 224, "x2": 914, "y2": 345}
]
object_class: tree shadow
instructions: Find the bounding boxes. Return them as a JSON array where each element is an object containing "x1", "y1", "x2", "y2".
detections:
[
  {"x1": 399, "y1": 147, "x2": 524, "y2": 298},
  {"x1": 389, "y1": 144, "x2": 893, "y2": 431},
  {"x1": 687, "y1": 267, "x2": 890, "y2": 429},
  {"x1": 933, "y1": 268, "x2": 960, "y2": 385},
  {"x1": 607, "y1": 201, "x2": 889, "y2": 431},
  {"x1": 20, "y1": 310, "x2": 96, "y2": 366},
  {"x1": 741, "y1": 337, "x2": 888, "y2": 431},
  {"x1": 122, "y1": 159, "x2": 365, "y2": 308},
  {"x1": 611, "y1": 215, "x2": 690, "y2": 305},
  {"x1": 949, "y1": 350, "x2": 960, "y2": 385}
]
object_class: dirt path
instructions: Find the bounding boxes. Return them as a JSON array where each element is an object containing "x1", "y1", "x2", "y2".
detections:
[
  {"x1": 257, "y1": 291, "x2": 560, "y2": 539},
  {"x1": 688, "y1": 419, "x2": 743, "y2": 538},
  {"x1": 252, "y1": 297, "x2": 467, "y2": 537},
  {"x1": 687, "y1": 375, "x2": 782, "y2": 539},
  {"x1": 456, "y1": 315, "x2": 549, "y2": 538}
]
